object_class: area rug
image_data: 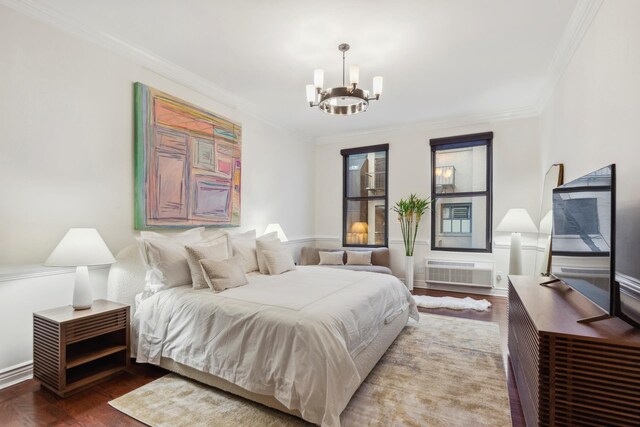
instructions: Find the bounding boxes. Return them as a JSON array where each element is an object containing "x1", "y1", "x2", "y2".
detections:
[
  {"x1": 413, "y1": 295, "x2": 492, "y2": 311},
  {"x1": 109, "y1": 314, "x2": 511, "y2": 426}
]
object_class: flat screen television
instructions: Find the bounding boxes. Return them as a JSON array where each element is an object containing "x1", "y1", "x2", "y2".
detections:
[{"x1": 550, "y1": 164, "x2": 616, "y2": 318}]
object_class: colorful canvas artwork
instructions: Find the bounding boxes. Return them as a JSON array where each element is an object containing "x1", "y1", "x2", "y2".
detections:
[{"x1": 134, "y1": 83, "x2": 242, "y2": 229}]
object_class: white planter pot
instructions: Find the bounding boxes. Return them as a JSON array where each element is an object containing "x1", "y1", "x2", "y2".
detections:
[{"x1": 405, "y1": 255, "x2": 414, "y2": 291}]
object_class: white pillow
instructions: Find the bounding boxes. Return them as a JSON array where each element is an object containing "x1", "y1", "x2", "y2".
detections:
[
  {"x1": 143, "y1": 238, "x2": 193, "y2": 289},
  {"x1": 319, "y1": 251, "x2": 345, "y2": 265},
  {"x1": 137, "y1": 227, "x2": 204, "y2": 268},
  {"x1": 138, "y1": 228, "x2": 222, "y2": 290},
  {"x1": 346, "y1": 250, "x2": 373, "y2": 266},
  {"x1": 262, "y1": 249, "x2": 296, "y2": 275},
  {"x1": 199, "y1": 255, "x2": 249, "y2": 292},
  {"x1": 228, "y1": 230, "x2": 259, "y2": 273},
  {"x1": 255, "y1": 237, "x2": 282, "y2": 274},
  {"x1": 185, "y1": 236, "x2": 229, "y2": 289}
]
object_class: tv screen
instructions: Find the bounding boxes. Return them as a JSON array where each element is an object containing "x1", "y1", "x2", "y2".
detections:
[{"x1": 551, "y1": 164, "x2": 615, "y2": 314}]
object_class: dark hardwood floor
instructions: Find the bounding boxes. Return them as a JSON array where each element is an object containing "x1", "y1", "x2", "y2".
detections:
[{"x1": 1, "y1": 288, "x2": 524, "y2": 426}]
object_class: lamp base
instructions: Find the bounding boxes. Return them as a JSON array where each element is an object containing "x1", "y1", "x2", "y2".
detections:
[
  {"x1": 508, "y1": 232, "x2": 523, "y2": 275},
  {"x1": 72, "y1": 266, "x2": 93, "y2": 310}
]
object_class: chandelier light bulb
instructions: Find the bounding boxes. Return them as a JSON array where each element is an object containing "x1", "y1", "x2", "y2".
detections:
[
  {"x1": 349, "y1": 65, "x2": 360, "y2": 85},
  {"x1": 305, "y1": 84, "x2": 316, "y2": 103},
  {"x1": 373, "y1": 76, "x2": 383, "y2": 96},
  {"x1": 314, "y1": 69, "x2": 324, "y2": 89}
]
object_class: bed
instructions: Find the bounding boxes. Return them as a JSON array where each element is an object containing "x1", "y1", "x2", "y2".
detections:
[{"x1": 107, "y1": 244, "x2": 418, "y2": 426}]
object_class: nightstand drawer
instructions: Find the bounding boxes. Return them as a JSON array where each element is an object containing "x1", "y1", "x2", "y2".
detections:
[{"x1": 64, "y1": 308, "x2": 127, "y2": 343}]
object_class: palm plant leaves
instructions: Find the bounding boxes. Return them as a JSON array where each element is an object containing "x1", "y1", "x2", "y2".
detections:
[{"x1": 391, "y1": 194, "x2": 431, "y2": 256}]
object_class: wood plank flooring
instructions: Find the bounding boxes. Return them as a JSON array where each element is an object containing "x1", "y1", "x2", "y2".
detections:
[{"x1": 1, "y1": 288, "x2": 524, "y2": 426}]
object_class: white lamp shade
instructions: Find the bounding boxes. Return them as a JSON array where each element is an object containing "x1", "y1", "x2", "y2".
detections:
[
  {"x1": 305, "y1": 84, "x2": 316, "y2": 103},
  {"x1": 313, "y1": 69, "x2": 324, "y2": 89},
  {"x1": 264, "y1": 223, "x2": 288, "y2": 242},
  {"x1": 349, "y1": 65, "x2": 359, "y2": 85},
  {"x1": 45, "y1": 228, "x2": 116, "y2": 266},
  {"x1": 496, "y1": 209, "x2": 538, "y2": 233},
  {"x1": 373, "y1": 76, "x2": 383, "y2": 96}
]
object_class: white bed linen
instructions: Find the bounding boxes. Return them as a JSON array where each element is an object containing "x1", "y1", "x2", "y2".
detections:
[{"x1": 133, "y1": 266, "x2": 418, "y2": 426}]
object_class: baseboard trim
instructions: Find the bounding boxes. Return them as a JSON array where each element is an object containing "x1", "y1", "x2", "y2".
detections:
[
  {"x1": 0, "y1": 361, "x2": 33, "y2": 390},
  {"x1": 413, "y1": 281, "x2": 508, "y2": 297}
]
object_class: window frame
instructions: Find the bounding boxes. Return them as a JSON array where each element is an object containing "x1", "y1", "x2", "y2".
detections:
[
  {"x1": 429, "y1": 132, "x2": 493, "y2": 253},
  {"x1": 341, "y1": 143, "x2": 389, "y2": 248}
]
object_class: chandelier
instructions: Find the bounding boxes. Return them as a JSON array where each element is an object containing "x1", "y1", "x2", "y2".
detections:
[{"x1": 305, "y1": 43, "x2": 383, "y2": 115}]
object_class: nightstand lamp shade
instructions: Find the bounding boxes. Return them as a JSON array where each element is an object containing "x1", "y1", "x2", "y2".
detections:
[
  {"x1": 496, "y1": 209, "x2": 538, "y2": 276},
  {"x1": 44, "y1": 228, "x2": 116, "y2": 310},
  {"x1": 264, "y1": 223, "x2": 288, "y2": 242}
]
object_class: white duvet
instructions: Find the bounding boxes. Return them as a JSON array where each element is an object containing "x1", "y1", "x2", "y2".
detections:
[{"x1": 134, "y1": 266, "x2": 418, "y2": 426}]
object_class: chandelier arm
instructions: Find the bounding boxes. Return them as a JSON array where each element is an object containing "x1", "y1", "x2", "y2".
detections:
[{"x1": 342, "y1": 50, "x2": 346, "y2": 87}]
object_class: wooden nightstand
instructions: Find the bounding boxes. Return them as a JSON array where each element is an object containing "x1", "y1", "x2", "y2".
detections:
[{"x1": 33, "y1": 299, "x2": 130, "y2": 397}]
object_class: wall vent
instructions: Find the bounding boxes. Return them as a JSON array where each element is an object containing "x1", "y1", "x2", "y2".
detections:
[{"x1": 426, "y1": 259, "x2": 494, "y2": 288}]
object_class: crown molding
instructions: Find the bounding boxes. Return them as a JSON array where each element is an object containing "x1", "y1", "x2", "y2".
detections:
[
  {"x1": 314, "y1": 105, "x2": 539, "y2": 145},
  {"x1": 1, "y1": 0, "x2": 601, "y2": 144},
  {"x1": 535, "y1": 0, "x2": 604, "y2": 112},
  {"x1": 0, "y1": 0, "x2": 313, "y2": 144}
]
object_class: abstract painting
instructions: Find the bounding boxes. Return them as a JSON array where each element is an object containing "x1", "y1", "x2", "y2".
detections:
[{"x1": 134, "y1": 83, "x2": 241, "y2": 229}]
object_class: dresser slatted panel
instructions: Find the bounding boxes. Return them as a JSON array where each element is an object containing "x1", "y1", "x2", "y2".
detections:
[
  {"x1": 539, "y1": 335, "x2": 640, "y2": 426},
  {"x1": 508, "y1": 284, "x2": 539, "y2": 427},
  {"x1": 33, "y1": 316, "x2": 61, "y2": 390}
]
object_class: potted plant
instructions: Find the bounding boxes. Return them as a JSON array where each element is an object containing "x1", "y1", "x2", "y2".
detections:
[{"x1": 391, "y1": 194, "x2": 431, "y2": 291}]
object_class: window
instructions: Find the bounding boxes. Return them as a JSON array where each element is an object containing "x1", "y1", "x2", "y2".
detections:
[
  {"x1": 430, "y1": 132, "x2": 492, "y2": 252},
  {"x1": 341, "y1": 144, "x2": 389, "y2": 247},
  {"x1": 441, "y1": 203, "x2": 472, "y2": 234}
]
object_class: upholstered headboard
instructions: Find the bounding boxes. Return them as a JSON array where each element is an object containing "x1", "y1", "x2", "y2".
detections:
[{"x1": 107, "y1": 244, "x2": 147, "y2": 309}]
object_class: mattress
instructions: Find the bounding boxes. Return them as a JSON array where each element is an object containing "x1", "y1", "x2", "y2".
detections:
[{"x1": 133, "y1": 266, "x2": 418, "y2": 426}]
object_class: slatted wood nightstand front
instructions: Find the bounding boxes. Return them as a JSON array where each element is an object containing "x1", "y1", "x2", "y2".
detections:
[{"x1": 33, "y1": 299, "x2": 130, "y2": 397}]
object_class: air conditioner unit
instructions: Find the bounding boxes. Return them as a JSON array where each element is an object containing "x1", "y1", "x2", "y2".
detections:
[{"x1": 425, "y1": 259, "x2": 494, "y2": 288}]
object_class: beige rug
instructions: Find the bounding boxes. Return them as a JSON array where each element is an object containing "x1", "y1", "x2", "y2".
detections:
[{"x1": 110, "y1": 314, "x2": 511, "y2": 426}]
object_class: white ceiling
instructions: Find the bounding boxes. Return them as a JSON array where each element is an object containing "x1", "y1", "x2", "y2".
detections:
[{"x1": 29, "y1": 0, "x2": 578, "y2": 139}]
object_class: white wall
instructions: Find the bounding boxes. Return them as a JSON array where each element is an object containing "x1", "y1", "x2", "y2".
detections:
[
  {"x1": 539, "y1": 0, "x2": 640, "y2": 281},
  {"x1": 314, "y1": 116, "x2": 542, "y2": 293},
  {"x1": 0, "y1": 5, "x2": 314, "y2": 375}
]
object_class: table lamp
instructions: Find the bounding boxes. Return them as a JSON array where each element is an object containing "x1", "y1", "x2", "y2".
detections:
[
  {"x1": 496, "y1": 209, "x2": 537, "y2": 275},
  {"x1": 264, "y1": 223, "x2": 288, "y2": 242},
  {"x1": 350, "y1": 222, "x2": 369, "y2": 245},
  {"x1": 44, "y1": 228, "x2": 116, "y2": 310}
]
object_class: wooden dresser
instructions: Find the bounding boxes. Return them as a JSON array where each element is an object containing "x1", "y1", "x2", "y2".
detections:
[
  {"x1": 33, "y1": 300, "x2": 130, "y2": 397},
  {"x1": 508, "y1": 276, "x2": 640, "y2": 426}
]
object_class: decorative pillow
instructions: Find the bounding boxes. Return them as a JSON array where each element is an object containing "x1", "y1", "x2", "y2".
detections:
[
  {"x1": 228, "y1": 230, "x2": 258, "y2": 273},
  {"x1": 136, "y1": 227, "x2": 204, "y2": 269},
  {"x1": 346, "y1": 250, "x2": 373, "y2": 266},
  {"x1": 319, "y1": 251, "x2": 345, "y2": 265},
  {"x1": 141, "y1": 228, "x2": 219, "y2": 290},
  {"x1": 199, "y1": 255, "x2": 249, "y2": 292},
  {"x1": 255, "y1": 237, "x2": 283, "y2": 274},
  {"x1": 185, "y1": 237, "x2": 230, "y2": 289},
  {"x1": 261, "y1": 249, "x2": 296, "y2": 275}
]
